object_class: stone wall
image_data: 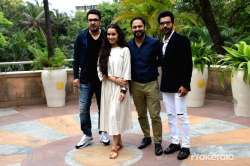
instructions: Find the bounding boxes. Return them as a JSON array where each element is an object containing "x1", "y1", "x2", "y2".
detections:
[
  {"x1": 206, "y1": 67, "x2": 232, "y2": 101},
  {"x1": 0, "y1": 69, "x2": 78, "y2": 107},
  {"x1": 0, "y1": 68, "x2": 232, "y2": 107}
]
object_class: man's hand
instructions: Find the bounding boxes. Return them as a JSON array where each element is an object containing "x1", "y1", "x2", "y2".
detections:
[
  {"x1": 73, "y1": 79, "x2": 80, "y2": 88},
  {"x1": 178, "y1": 86, "x2": 188, "y2": 97}
]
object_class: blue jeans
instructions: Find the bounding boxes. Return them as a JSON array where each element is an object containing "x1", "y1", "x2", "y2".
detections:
[{"x1": 79, "y1": 82, "x2": 101, "y2": 137}]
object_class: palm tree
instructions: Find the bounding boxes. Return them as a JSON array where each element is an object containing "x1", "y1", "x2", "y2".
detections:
[
  {"x1": 115, "y1": 0, "x2": 199, "y2": 38},
  {"x1": 43, "y1": 0, "x2": 53, "y2": 58},
  {"x1": 21, "y1": 1, "x2": 44, "y2": 32},
  {"x1": 195, "y1": 0, "x2": 225, "y2": 54},
  {"x1": 51, "y1": 9, "x2": 69, "y2": 36},
  {"x1": 177, "y1": 0, "x2": 225, "y2": 54}
]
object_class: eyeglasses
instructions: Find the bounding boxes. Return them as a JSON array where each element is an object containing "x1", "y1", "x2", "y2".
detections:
[
  {"x1": 88, "y1": 19, "x2": 100, "y2": 22},
  {"x1": 160, "y1": 21, "x2": 172, "y2": 26}
]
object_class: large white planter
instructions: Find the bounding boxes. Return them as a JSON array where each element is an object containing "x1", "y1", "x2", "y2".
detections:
[
  {"x1": 187, "y1": 66, "x2": 208, "y2": 107},
  {"x1": 231, "y1": 70, "x2": 250, "y2": 117},
  {"x1": 41, "y1": 68, "x2": 67, "y2": 107}
]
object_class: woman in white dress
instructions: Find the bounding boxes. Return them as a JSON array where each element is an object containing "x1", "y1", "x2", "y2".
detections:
[{"x1": 98, "y1": 24, "x2": 131, "y2": 159}]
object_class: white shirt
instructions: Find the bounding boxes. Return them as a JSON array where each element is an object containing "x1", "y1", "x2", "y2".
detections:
[{"x1": 162, "y1": 30, "x2": 175, "y2": 55}]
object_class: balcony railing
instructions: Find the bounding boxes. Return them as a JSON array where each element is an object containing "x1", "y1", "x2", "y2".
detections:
[{"x1": 0, "y1": 59, "x2": 73, "y2": 72}]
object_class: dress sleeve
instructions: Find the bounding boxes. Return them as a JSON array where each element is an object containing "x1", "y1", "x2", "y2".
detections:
[{"x1": 122, "y1": 47, "x2": 131, "y2": 80}]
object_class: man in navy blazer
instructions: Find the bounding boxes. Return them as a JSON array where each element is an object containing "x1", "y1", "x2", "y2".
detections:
[
  {"x1": 158, "y1": 11, "x2": 193, "y2": 160},
  {"x1": 73, "y1": 9, "x2": 110, "y2": 149}
]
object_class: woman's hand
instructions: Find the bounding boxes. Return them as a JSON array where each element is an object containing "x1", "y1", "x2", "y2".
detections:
[
  {"x1": 102, "y1": 75, "x2": 108, "y2": 80},
  {"x1": 119, "y1": 92, "x2": 126, "y2": 102},
  {"x1": 108, "y1": 76, "x2": 127, "y2": 86},
  {"x1": 116, "y1": 78, "x2": 127, "y2": 86}
]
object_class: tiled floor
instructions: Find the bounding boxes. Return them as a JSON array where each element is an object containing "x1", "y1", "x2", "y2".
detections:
[{"x1": 0, "y1": 99, "x2": 250, "y2": 166}]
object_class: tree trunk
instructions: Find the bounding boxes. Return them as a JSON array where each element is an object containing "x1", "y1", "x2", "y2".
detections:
[
  {"x1": 198, "y1": 0, "x2": 225, "y2": 54},
  {"x1": 43, "y1": 0, "x2": 53, "y2": 58}
]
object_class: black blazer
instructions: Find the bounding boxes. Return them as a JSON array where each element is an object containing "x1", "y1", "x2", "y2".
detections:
[{"x1": 160, "y1": 32, "x2": 193, "y2": 93}]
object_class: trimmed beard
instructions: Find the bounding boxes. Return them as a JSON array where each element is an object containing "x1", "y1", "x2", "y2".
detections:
[
  {"x1": 133, "y1": 31, "x2": 145, "y2": 39},
  {"x1": 90, "y1": 28, "x2": 99, "y2": 33}
]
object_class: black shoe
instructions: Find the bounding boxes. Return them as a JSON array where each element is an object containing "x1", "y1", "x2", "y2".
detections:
[
  {"x1": 164, "y1": 143, "x2": 181, "y2": 154},
  {"x1": 177, "y1": 148, "x2": 190, "y2": 160},
  {"x1": 155, "y1": 143, "x2": 163, "y2": 156},
  {"x1": 137, "y1": 137, "x2": 152, "y2": 149}
]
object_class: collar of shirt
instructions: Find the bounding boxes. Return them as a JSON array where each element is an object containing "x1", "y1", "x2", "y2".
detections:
[
  {"x1": 163, "y1": 30, "x2": 175, "y2": 43},
  {"x1": 162, "y1": 30, "x2": 175, "y2": 55},
  {"x1": 132, "y1": 35, "x2": 149, "y2": 48}
]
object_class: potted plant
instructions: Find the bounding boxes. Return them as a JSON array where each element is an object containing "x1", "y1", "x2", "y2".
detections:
[
  {"x1": 221, "y1": 41, "x2": 250, "y2": 117},
  {"x1": 27, "y1": 0, "x2": 67, "y2": 107},
  {"x1": 187, "y1": 41, "x2": 215, "y2": 107},
  {"x1": 29, "y1": 46, "x2": 68, "y2": 107}
]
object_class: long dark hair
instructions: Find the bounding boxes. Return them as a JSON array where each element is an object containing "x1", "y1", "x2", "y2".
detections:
[{"x1": 99, "y1": 23, "x2": 127, "y2": 76}]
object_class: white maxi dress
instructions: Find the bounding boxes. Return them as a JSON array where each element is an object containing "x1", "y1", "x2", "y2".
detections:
[{"x1": 98, "y1": 47, "x2": 132, "y2": 135}]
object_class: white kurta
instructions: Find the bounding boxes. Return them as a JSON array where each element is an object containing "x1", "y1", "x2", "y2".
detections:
[{"x1": 98, "y1": 47, "x2": 132, "y2": 135}]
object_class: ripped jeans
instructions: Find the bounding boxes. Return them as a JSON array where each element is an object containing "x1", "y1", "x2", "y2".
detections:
[{"x1": 162, "y1": 92, "x2": 190, "y2": 148}]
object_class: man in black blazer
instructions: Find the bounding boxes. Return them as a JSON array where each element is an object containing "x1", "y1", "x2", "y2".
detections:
[{"x1": 158, "y1": 11, "x2": 193, "y2": 160}]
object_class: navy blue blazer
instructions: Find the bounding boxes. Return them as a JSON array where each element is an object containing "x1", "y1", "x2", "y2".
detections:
[
  {"x1": 160, "y1": 32, "x2": 193, "y2": 92},
  {"x1": 73, "y1": 29, "x2": 105, "y2": 80}
]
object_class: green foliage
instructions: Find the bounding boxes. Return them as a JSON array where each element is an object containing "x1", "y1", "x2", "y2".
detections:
[
  {"x1": 97, "y1": 2, "x2": 119, "y2": 29},
  {"x1": 0, "y1": 33, "x2": 8, "y2": 47},
  {"x1": 183, "y1": 26, "x2": 211, "y2": 44},
  {"x1": 192, "y1": 41, "x2": 216, "y2": 72},
  {"x1": 0, "y1": 12, "x2": 12, "y2": 27},
  {"x1": 114, "y1": 0, "x2": 174, "y2": 37},
  {"x1": 220, "y1": 25, "x2": 250, "y2": 46},
  {"x1": 28, "y1": 46, "x2": 66, "y2": 69},
  {"x1": 67, "y1": 11, "x2": 87, "y2": 38},
  {"x1": 0, "y1": 0, "x2": 248, "y2": 73},
  {"x1": 51, "y1": 48, "x2": 67, "y2": 68},
  {"x1": 28, "y1": 46, "x2": 48, "y2": 69},
  {"x1": 0, "y1": 0, "x2": 24, "y2": 21},
  {"x1": 176, "y1": 0, "x2": 250, "y2": 48},
  {"x1": 222, "y1": 41, "x2": 250, "y2": 84},
  {"x1": 0, "y1": 12, "x2": 12, "y2": 48}
]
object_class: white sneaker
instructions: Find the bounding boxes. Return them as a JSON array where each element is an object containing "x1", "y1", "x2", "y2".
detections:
[
  {"x1": 75, "y1": 135, "x2": 93, "y2": 149},
  {"x1": 100, "y1": 132, "x2": 110, "y2": 145}
]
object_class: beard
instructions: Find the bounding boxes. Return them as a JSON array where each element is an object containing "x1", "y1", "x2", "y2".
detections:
[
  {"x1": 133, "y1": 30, "x2": 145, "y2": 39},
  {"x1": 162, "y1": 27, "x2": 173, "y2": 36},
  {"x1": 89, "y1": 26, "x2": 99, "y2": 33}
]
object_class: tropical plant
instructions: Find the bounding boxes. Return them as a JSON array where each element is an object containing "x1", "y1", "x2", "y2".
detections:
[
  {"x1": 43, "y1": 0, "x2": 53, "y2": 59},
  {"x1": 0, "y1": 11, "x2": 12, "y2": 48},
  {"x1": 21, "y1": 1, "x2": 44, "y2": 32},
  {"x1": 183, "y1": 26, "x2": 211, "y2": 44},
  {"x1": 67, "y1": 11, "x2": 87, "y2": 38},
  {"x1": 28, "y1": 46, "x2": 66, "y2": 70},
  {"x1": 97, "y1": 2, "x2": 119, "y2": 29},
  {"x1": 191, "y1": 41, "x2": 216, "y2": 72},
  {"x1": 114, "y1": 0, "x2": 174, "y2": 37},
  {"x1": 6, "y1": 31, "x2": 31, "y2": 61},
  {"x1": 176, "y1": 0, "x2": 225, "y2": 54},
  {"x1": 0, "y1": 0, "x2": 24, "y2": 21},
  {"x1": 220, "y1": 25, "x2": 250, "y2": 46},
  {"x1": 222, "y1": 41, "x2": 250, "y2": 84}
]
